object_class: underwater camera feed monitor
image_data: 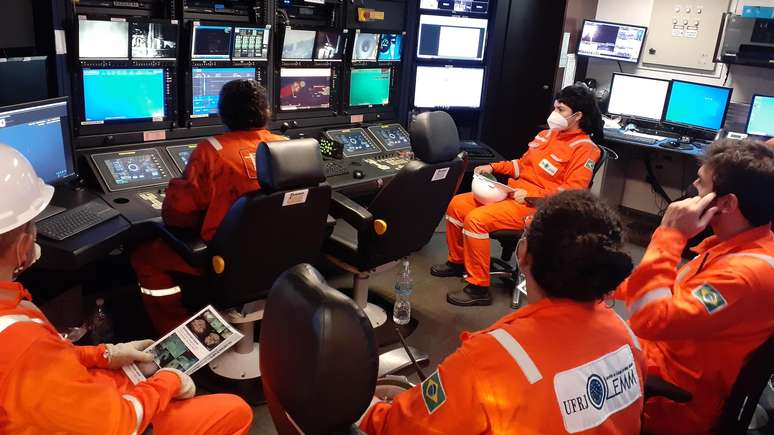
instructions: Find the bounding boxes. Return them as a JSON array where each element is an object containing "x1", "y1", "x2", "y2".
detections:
[
  {"x1": 282, "y1": 29, "x2": 316, "y2": 60},
  {"x1": 130, "y1": 21, "x2": 178, "y2": 59},
  {"x1": 352, "y1": 32, "x2": 380, "y2": 61},
  {"x1": 79, "y1": 20, "x2": 129, "y2": 59},
  {"x1": 349, "y1": 68, "x2": 391, "y2": 107},
  {"x1": 192, "y1": 24, "x2": 232, "y2": 60},
  {"x1": 81, "y1": 68, "x2": 165, "y2": 124},
  {"x1": 278, "y1": 68, "x2": 331, "y2": 111},
  {"x1": 578, "y1": 20, "x2": 647, "y2": 63},
  {"x1": 378, "y1": 34, "x2": 403, "y2": 61},
  {"x1": 314, "y1": 31, "x2": 343, "y2": 60}
]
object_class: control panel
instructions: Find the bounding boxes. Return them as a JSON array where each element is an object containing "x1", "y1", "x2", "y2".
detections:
[
  {"x1": 166, "y1": 144, "x2": 198, "y2": 172},
  {"x1": 367, "y1": 124, "x2": 411, "y2": 151},
  {"x1": 91, "y1": 148, "x2": 172, "y2": 192},
  {"x1": 325, "y1": 127, "x2": 382, "y2": 158}
]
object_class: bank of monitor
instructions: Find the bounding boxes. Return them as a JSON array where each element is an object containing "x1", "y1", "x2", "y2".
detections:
[
  {"x1": 191, "y1": 67, "x2": 256, "y2": 118},
  {"x1": 282, "y1": 29, "x2": 316, "y2": 60},
  {"x1": 166, "y1": 144, "x2": 198, "y2": 172},
  {"x1": 0, "y1": 97, "x2": 75, "y2": 184},
  {"x1": 417, "y1": 15, "x2": 488, "y2": 61},
  {"x1": 349, "y1": 68, "x2": 391, "y2": 107},
  {"x1": 79, "y1": 20, "x2": 130, "y2": 59},
  {"x1": 663, "y1": 80, "x2": 733, "y2": 132},
  {"x1": 414, "y1": 66, "x2": 484, "y2": 108},
  {"x1": 578, "y1": 20, "x2": 647, "y2": 63},
  {"x1": 607, "y1": 73, "x2": 670, "y2": 121},
  {"x1": 278, "y1": 68, "x2": 332, "y2": 111},
  {"x1": 368, "y1": 124, "x2": 411, "y2": 151},
  {"x1": 420, "y1": 0, "x2": 489, "y2": 15},
  {"x1": 81, "y1": 68, "x2": 166, "y2": 124},
  {"x1": 192, "y1": 24, "x2": 232, "y2": 60},
  {"x1": 747, "y1": 95, "x2": 774, "y2": 138},
  {"x1": 325, "y1": 128, "x2": 381, "y2": 157},
  {"x1": 232, "y1": 27, "x2": 270, "y2": 60},
  {"x1": 91, "y1": 148, "x2": 172, "y2": 192},
  {"x1": 314, "y1": 31, "x2": 344, "y2": 61}
]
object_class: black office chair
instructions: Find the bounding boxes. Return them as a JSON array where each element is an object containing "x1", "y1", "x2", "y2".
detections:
[
  {"x1": 324, "y1": 111, "x2": 467, "y2": 327},
  {"x1": 488, "y1": 144, "x2": 617, "y2": 307},
  {"x1": 154, "y1": 138, "x2": 331, "y2": 381},
  {"x1": 260, "y1": 264, "x2": 378, "y2": 435}
]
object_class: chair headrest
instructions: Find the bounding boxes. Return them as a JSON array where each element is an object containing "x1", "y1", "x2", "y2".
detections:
[
  {"x1": 260, "y1": 264, "x2": 378, "y2": 433},
  {"x1": 257, "y1": 138, "x2": 325, "y2": 191},
  {"x1": 409, "y1": 111, "x2": 461, "y2": 164}
]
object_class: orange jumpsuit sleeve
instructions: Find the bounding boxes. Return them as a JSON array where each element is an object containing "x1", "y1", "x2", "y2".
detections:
[
  {"x1": 490, "y1": 130, "x2": 552, "y2": 179},
  {"x1": 5, "y1": 331, "x2": 180, "y2": 434},
  {"x1": 162, "y1": 143, "x2": 215, "y2": 229},
  {"x1": 360, "y1": 342, "x2": 488, "y2": 435},
  {"x1": 619, "y1": 227, "x2": 758, "y2": 341},
  {"x1": 73, "y1": 343, "x2": 110, "y2": 369},
  {"x1": 556, "y1": 143, "x2": 600, "y2": 192}
]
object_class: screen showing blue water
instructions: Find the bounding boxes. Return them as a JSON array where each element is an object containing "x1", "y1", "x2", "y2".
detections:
[
  {"x1": 664, "y1": 81, "x2": 732, "y2": 131},
  {"x1": 82, "y1": 68, "x2": 165, "y2": 122}
]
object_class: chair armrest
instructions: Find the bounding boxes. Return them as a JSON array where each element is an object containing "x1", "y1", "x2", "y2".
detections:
[
  {"x1": 152, "y1": 223, "x2": 209, "y2": 268},
  {"x1": 644, "y1": 376, "x2": 693, "y2": 403},
  {"x1": 330, "y1": 191, "x2": 373, "y2": 232}
]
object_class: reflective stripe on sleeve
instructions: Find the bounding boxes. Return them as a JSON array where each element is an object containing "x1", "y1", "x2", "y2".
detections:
[
  {"x1": 445, "y1": 215, "x2": 463, "y2": 228},
  {"x1": 726, "y1": 253, "x2": 774, "y2": 269},
  {"x1": 568, "y1": 139, "x2": 596, "y2": 148},
  {"x1": 207, "y1": 137, "x2": 223, "y2": 151},
  {"x1": 122, "y1": 394, "x2": 144, "y2": 435},
  {"x1": 140, "y1": 286, "x2": 182, "y2": 297},
  {"x1": 0, "y1": 314, "x2": 45, "y2": 334},
  {"x1": 629, "y1": 287, "x2": 672, "y2": 315},
  {"x1": 614, "y1": 313, "x2": 641, "y2": 351},
  {"x1": 462, "y1": 229, "x2": 489, "y2": 240},
  {"x1": 488, "y1": 328, "x2": 542, "y2": 384}
]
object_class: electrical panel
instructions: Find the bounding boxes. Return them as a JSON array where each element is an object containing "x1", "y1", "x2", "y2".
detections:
[{"x1": 642, "y1": 0, "x2": 730, "y2": 70}]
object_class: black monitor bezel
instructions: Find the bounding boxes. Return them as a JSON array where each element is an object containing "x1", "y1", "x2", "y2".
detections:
[
  {"x1": 90, "y1": 147, "x2": 173, "y2": 192},
  {"x1": 576, "y1": 19, "x2": 648, "y2": 64},
  {"x1": 607, "y1": 72, "x2": 671, "y2": 121},
  {"x1": 662, "y1": 79, "x2": 733, "y2": 133},
  {"x1": 745, "y1": 94, "x2": 774, "y2": 138}
]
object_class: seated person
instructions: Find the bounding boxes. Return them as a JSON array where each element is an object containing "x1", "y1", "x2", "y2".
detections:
[
  {"x1": 362, "y1": 190, "x2": 644, "y2": 434},
  {"x1": 617, "y1": 139, "x2": 774, "y2": 434},
  {"x1": 131, "y1": 80, "x2": 287, "y2": 334},
  {"x1": 0, "y1": 145, "x2": 252, "y2": 434},
  {"x1": 432, "y1": 84, "x2": 603, "y2": 306}
]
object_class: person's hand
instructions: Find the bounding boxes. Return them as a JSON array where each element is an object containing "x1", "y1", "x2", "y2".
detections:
[
  {"x1": 660, "y1": 193, "x2": 719, "y2": 239},
  {"x1": 510, "y1": 189, "x2": 528, "y2": 204},
  {"x1": 105, "y1": 340, "x2": 154, "y2": 369},
  {"x1": 157, "y1": 368, "x2": 196, "y2": 400},
  {"x1": 474, "y1": 164, "x2": 493, "y2": 175}
]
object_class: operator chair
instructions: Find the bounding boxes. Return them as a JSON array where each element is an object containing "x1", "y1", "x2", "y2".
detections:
[
  {"x1": 488, "y1": 144, "x2": 618, "y2": 308},
  {"x1": 153, "y1": 138, "x2": 331, "y2": 383},
  {"x1": 261, "y1": 264, "x2": 378, "y2": 435},
  {"x1": 324, "y1": 110, "x2": 467, "y2": 327}
]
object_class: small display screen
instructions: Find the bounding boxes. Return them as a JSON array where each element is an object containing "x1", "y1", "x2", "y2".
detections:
[
  {"x1": 368, "y1": 124, "x2": 411, "y2": 151},
  {"x1": 326, "y1": 128, "x2": 381, "y2": 157},
  {"x1": 79, "y1": 20, "x2": 129, "y2": 59},
  {"x1": 82, "y1": 68, "x2": 166, "y2": 123},
  {"x1": 378, "y1": 34, "x2": 403, "y2": 61},
  {"x1": 191, "y1": 67, "x2": 256, "y2": 118},
  {"x1": 352, "y1": 32, "x2": 380, "y2": 61},
  {"x1": 192, "y1": 25, "x2": 232, "y2": 60},
  {"x1": 279, "y1": 68, "x2": 331, "y2": 111},
  {"x1": 92, "y1": 148, "x2": 172, "y2": 192},
  {"x1": 578, "y1": 20, "x2": 647, "y2": 63},
  {"x1": 282, "y1": 29, "x2": 316, "y2": 60},
  {"x1": 349, "y1": 68, "x2": 391, "y2": 107},
  {"x1": 166, "y1": 144, "x2": 198, "y2": 172},
  {"x1": 414, "y1": 66, "x2": 484, "y2": 108},
  {"x1": 314, "y1": 31, "x2": 343, "y2": 60},
  {"x1": 664, "y1": 80, "x2": 732, "y2": 131},
  {"x1": 417, "y1": 15, "x2": 488, "y2": 61},
  {"x1": 233, "y1": 27, "x2": 269, "y2": 60},
  {"x1": 747, "y1": 95, "x2": 774, "y2": 137},
  {"x1": 130, "y1": 21, "x2": 177, "y2": 59},
  {"x1": 607, "y1": 73, "x2": 670, "y2": 121}
]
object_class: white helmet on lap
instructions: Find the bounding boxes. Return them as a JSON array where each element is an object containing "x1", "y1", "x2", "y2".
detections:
[
  {"x1": 0, "y1": 144, "x2": 54, "y2": 234},
  {"x1": 472, "y1": 173, "x2": 510, "y2": 205}
]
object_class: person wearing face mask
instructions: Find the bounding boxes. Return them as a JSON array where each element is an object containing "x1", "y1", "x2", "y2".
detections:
[
  {"x1": 0, "y1": 145, "x2": 253, "y2": 434},
  {"x1": 433, "y1": 84, "x2": 604, "y2": 306},
  {"x1": 361, "y1": 191, "x2": 644, "y2": 434},
  {"x1": 615, "y1": 139, "x2": 774, "y2": 434}
]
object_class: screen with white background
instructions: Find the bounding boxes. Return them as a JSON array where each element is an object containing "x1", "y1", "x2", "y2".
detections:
[
  {"x1": 417, "y1": 15, "x2": 487, "y2": 61},
  {"x1": 414, "y1": 66, "x2": 484, "y2": 108},
  {"x1": 607, "y1": 74, "x2": 670, "y2": 121}
]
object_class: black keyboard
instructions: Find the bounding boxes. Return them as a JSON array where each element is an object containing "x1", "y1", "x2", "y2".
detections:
[
  {"x1": 460, "y1": 141, "x2": 495, "y2": 158},
  {"x1": 604, "y1": 129, "x2": 660, "y2": 145},
  {"x1": 37, "y1": 200, "x2": 121, "y2": 241},
  {"x1": 323, "y1": 160, "x2": 350, "y2": 177}
]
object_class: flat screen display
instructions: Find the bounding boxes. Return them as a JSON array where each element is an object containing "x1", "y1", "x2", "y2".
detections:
[
  {"x1": 191, "y1": 67, "x2": 255, "y2": 118},
  {"x1": 82, "y1": 68, "x2": 165, "y2": 123},
  {"x1": 578, "y1": 20, "x2": 647, "y2": 63},
  {"x1": 607, "y1": 73, "x2": 670, "y2": 121},
  {"x1": 282, "y1": 29, "x2": 316, "y2": 60},
  {"x1": 232, "y1": 27, "x2": 270, "y2": 60},
  {"x1": 378, "y1": 34, "x2": 403, "y2": 61},
  {"x1": 417, "y1": 15, "x2": 487, "y2": 61},
  {"x1": 349, "y1": 68, "x2": 391, "y2": 107},
  {"x1": 166, "y1": 144, "x2": 198, "y2": 172},
  {"x1": 368, "y1": 124, "x2": 411, "y2": 151},
  {"x1": 746, "y1": 95, "x2": 774, "y2": 137},
  {"x1": 352, "y1": 32, "x2": 380, "y2": 61},
  {"x1": 130, "y1": 21, "x2": 177, "y2": 59},
  {"x1": 91, "y1": 148, "x2": 172, "y2": 192},
  {"x1": 664, "y1": 80, "x2": 732, "y2": 131},
  {"x1": 79, "y1": 20, "x2": 129, "y2": 59},
  {"x1": 314, "y1": 31, "x2": 343, "y2": 60},
  {"x1": 414, "y1": 66, "x2": 484, "y2": 108},
  {"x1": 326, "y1": 128, "x2": 381, "y2": 157},
  {"x1": 278, "y1": 68, "x2": 331, "y2": 111},
  {"x1": 192, "y1": 25, "x2": 232, "y2": 60}
]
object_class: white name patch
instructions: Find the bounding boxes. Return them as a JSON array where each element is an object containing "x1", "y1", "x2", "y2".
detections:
[
  {"x1": 553, "y1": 345, "x2": 641, "y2": 433},
  {"x1": 282, "y1": 189, "x2": 309, "y2": 206},
  {"x1": 538, "y1": 158, "x2": 558, "y2": 176}
]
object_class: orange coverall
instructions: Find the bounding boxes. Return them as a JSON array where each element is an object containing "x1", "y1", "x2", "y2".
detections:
[
  {"x1": 0, "y1": 281, "x2": 252, "y2": 434},
  {"x1": 616, "y1": 225, "x2": 774, "y2": 434},
  {"x1": 361, "y1": 298, "x2": 646, "y2": 434},
  {"x1": 131, "y1": 128, "x2": 287, "y2": 333},
  {"x1": 445, "y1": 129, "x2": 601, "y2": 286}
]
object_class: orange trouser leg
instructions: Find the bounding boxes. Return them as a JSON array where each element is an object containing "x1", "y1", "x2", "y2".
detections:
[
  {"x1": 463, "y1": 200, "x2": 533, "y2": 287},
  {"x1": 445, "y1": 192, "x2": 480, "y2": 264}
]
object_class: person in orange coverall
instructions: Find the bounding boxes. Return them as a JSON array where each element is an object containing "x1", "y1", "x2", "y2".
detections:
[
  {"x1": 131, "y1": 80, "x2": 287, "y2": 334},
  {"x1": 0, "y1": 144, "x2": 252, "y2": 434},
  {"x1": 616, "y1": 139, "x2": 774, "y2": 434},
  {"x1": 432, "y1": 84, "x2": 603, "y2": 306},
  {"x1": 363, "y1": 190, "x2": 645, "y2": 434}
]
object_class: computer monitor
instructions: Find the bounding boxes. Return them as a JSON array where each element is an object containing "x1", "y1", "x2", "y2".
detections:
[
  {"x1": 91, "y1": 148, "x2": 172, "y2": 192},
  {"x1": 282, "y1": 29, "x2": 316, "y2": 60},
  {"x1": 325, "y1": 128, "x2": 381, "y2": 157},
  {"x1": 191, "y1": 67, "x2": 256, "y2": 118},
  {"x1": 0, "y1": 57, "x2": 48, "y2": 106},
  {"x1": 414, "y1": 66, "x2": 484, "y2": 109},
  {"x1": 278, "y1": 68, "x2": 331, "y2": 111},
  {"x1": 378, "y1": 34, "x2": 403, "y2": 61},
  {"x1": 578, "y1": 20, "x2": 647, "y2": 63},
  {"x1": 352, "y1": 32, "x2": 380, "y2": 61},
  {"x1": 417, "y1": 15, "x2": 488, "y2": 61},
  {"x1": 233, "y1": 27, "x2": 270, "y2": 61},
  {"x1": 79, "y1": 20, "x2": 129, "y2": 59},
  {"x1": 191, "y1": 24, "x2": 232, "y2": 60},
  {"x1": 607, "y1": 73, "x2": 670, "y2": 121},
  {"x1": 130, "y1": 21, "x2": 177, "y2": 59},
  {"x1": 663, "y1": 80, "x2": 733, "y2": 132},
  {"x1": 349, "y1": 68, "x2": 391, "y2": 107},
  {"x1": 420, "y1": 0, "x2": 489, "y2": 15},
  {"x1": 314, "y1": 31, "x2": 343, "y2": 60},
  {"x1": 0, "y1": 97, "x2": 75, "y2": 184},
  {"x1": 746, "y1": 94, "x2": 774, "y2": 138},
  {"x1": 82, "y1": 68, "x2": 166, "y2": 123}
]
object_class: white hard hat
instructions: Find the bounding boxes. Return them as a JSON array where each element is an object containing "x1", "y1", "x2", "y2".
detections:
[
  {"x1": 0, "y1": 144, "x2": 54, "y2": 234},
  {"x1": 472, "y1": 173, "x2": 510, "y2": 205}
]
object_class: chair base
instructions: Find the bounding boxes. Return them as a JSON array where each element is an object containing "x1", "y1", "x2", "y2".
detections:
[
  {"x1": 364, "y1": 302, "x2": 389, "y2": 328},
  {"x1": 378, "y1": 346, "x2": 429, "y2": 378},
  {"x1": 209, "y1": 342, "x2": 261, "y2": 380}
]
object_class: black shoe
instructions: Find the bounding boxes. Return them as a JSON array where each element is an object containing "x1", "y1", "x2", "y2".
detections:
[
  {"x1": 447, "y1": 284, "x2": 492, "y2": 306},
  {"x1": 431, "y1": 261, "x2": 465, "y2": 277}
]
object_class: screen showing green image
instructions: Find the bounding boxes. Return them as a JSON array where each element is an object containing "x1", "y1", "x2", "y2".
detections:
[{"x1": 349, "y1": 68, "x2": 391, "y2": 107}]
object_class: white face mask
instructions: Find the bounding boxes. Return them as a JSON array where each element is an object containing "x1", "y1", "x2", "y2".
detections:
[
  {"x1": 547, "y1": 110, "x2": 573, "y2": 131},
  {"x1": 13, "y1": 243, "x2": 41, "y2": 280}
]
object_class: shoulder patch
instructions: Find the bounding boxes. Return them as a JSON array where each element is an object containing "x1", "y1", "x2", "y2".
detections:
[
  {"x1": 584, "y1": 159, "x2": 596, "y2": 171},
  {"x1": 421, "y1": 370, "x2": 447, "y2": 414},
  {"x1": 692, "y1": 284, "x2": 727, "y2": 314}
]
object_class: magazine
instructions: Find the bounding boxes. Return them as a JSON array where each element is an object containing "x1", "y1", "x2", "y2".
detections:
[{"x1": 122, "y1": 305, "x2": 243, "y2": 385}]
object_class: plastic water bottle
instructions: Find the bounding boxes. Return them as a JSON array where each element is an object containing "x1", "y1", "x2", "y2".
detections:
[
  {"x1": 393, "y1": 259, "x2": 413, "y2": 325},
  {"x1": 512, "y1": 272, "x2": 526, "y2": 309},
  {"x1": 90, "y1": 298, "x2": 115, "y2": 344}
]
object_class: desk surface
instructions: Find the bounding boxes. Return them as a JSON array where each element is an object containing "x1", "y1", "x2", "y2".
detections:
[{"x1": 602, "y1": 128, "x2": 706, "y2": 158}]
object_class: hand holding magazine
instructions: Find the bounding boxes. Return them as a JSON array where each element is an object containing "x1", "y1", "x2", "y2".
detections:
[{"x1": 123, "y1": 305, "x2": 243, "y2": 384}]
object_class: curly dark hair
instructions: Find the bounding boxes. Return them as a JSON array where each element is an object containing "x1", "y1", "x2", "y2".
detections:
[
  {"x1": 556, "y1": 84, "x2": 605, "y2": 142},
  {"x1": 218, "y1": 79, "x2": 270, "y2": 131},
  {"x1": 703, "y1": 139, "x2": 774, "y2": 226},
  {"x1": 526, "y1": 190, "x2": 633, "y2": 301}
]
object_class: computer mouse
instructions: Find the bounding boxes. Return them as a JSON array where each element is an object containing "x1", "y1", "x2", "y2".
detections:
[{"x1": 353, "y1": 170, "x2": 365, "y2": 179}]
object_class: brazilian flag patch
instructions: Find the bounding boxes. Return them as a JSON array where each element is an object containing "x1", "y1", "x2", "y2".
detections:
[
  {"x1": 584, "y1": 159, "x2": 596, "y2": 171},
  {"x1": 692, "y1": 284, "x2": 727, "y2": 314},
  {"x1": 421, "y1": 370, "x2": 447, "y2": 414}
]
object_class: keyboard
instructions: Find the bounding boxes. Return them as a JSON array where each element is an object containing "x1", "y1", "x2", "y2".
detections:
[
  {"x1": 604, "y1": 129, "x2": 662, "y2": 145},
  {"x1": 365, "y1": 152, "x2": 412, "y2": 171},
  {"x1": 37, "y1": 200, "x2": 121, "y2": 241},
  {"x1": 460, "y1": 141, "x2": 495, "y2": 158},
  {"x1": 323, "y1": 160, "x2": 350, "y2": 178}
]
